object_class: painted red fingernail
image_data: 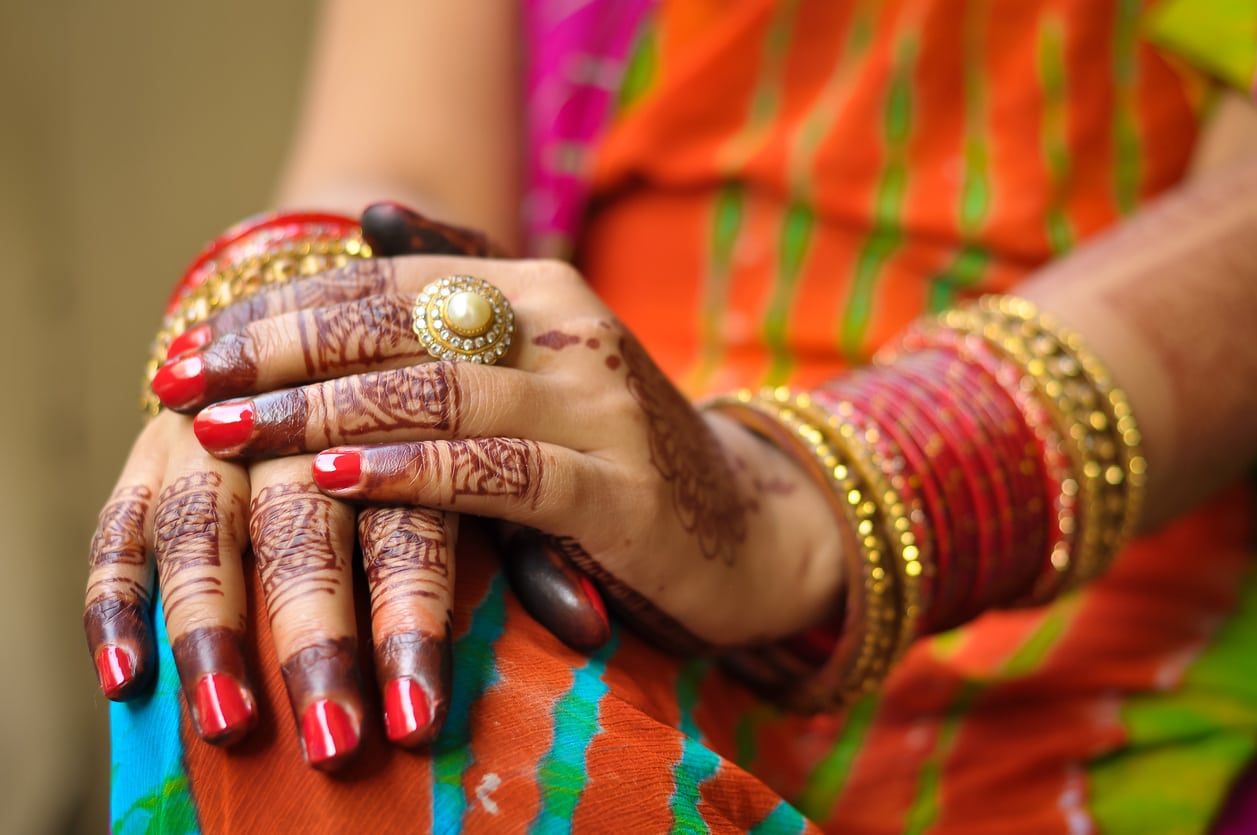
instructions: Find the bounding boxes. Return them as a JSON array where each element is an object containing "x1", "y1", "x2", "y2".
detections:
[
  {"x1": 301, "y1": 699, "x2": 360, "y2": 769},
  {"x1": 313, "y1": 451, "x2": 361, "y2": 491},
  {"x1": 151, "y1": 355, "x2": 206, "y2": 409},
  {"x1": 194, "y1": 673, "x2": 254, "y2": 743},
  {"x1": 193, "y1": 400, "x2": 255, "y2": 452},
  {"x1": 577, "y1": 576, "x2": 610, "y2": 630},
  {"x1": 95, "y1": 645, "x2": 134, "y2": 699},
  {"x1": 383, "y1": 678, "x2": 432, "y2": 745},
  {"x1": 166, "y1": 325, "x2": 212, "y2": 360}
]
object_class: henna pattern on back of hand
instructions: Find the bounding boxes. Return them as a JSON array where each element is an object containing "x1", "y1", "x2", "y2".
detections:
[
  {"x1": 325, "y1": 362, "x2": 463, "y2": 439},
  {"x1": 250, "y1": 482, "x2": 346, "y2": 619},
  {"x1": 619, "y1": 336, "x2": 747, "y2": 564},
  {"x1": 303, "y1": 295, "x2": 423, "y2": 378}
]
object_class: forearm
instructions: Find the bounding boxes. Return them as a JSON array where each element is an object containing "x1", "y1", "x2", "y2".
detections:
[
  {"x1": 1019, "y1": 153, "x2": 1257, "y2": 529},
  {"x1": 273, "y1": 0, "x2": 521, "y2": 249}
]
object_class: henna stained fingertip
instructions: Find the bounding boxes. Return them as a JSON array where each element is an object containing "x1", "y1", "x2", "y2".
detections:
[
  {"x1": 280, "y1": 637, "x2": 364, "y2": 770},
  {"x1": 374, "y1": 629, "x2": 450, "y2": 748},
  {"x1": 151, "y1": 354, "x2": 206, "y2": 410},
  {"x1": 172, "y1": 626, "x2": 256, "y2": 745},
  {"x1": 84, "y1": 598, "x2": 154, "y2": 701},
  {"x1": 506, "y1": 537, "x2": 611, "y2": 653}
]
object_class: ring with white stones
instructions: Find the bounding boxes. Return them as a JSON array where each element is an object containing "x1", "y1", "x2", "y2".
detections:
[{"x1": 412, "y1": 275, "x2": 515, "y2": 364}]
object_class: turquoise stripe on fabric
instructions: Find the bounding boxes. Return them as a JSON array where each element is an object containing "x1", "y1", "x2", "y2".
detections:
[
  {"x1": 749, "y1": 799, "x2": 810, "y2": 835},
  {"x1": 669, "y1": 661, "x2": 722, "y2": 834},
  {"x1": 110, "y1": 598, "x2": 200, "y2": 834},
  {"x1": 431, "y1": 574, "x2": 510, "y2": 833},
  {"x1": 529, "y1": 631, "x2": 622, "y2": 834}
]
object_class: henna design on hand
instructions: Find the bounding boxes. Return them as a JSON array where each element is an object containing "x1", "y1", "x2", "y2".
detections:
[
  {"x1": 279, "y1": 635, "x2": 362, "y2": 713},
  {"x1": 325, "y1": 362, "x2": 463, "y2": 438},
  {"x1": 154, "y1": 472, "x2": 234, "y2": 620},
  {"x1": 250, "y1": 482, "x2": 346, "y2": 620},
  {"x1": 359, "y1": 507, "x2": 449, "y2": 618},
  {"x1": 89, "y1": 486, "x2": 152, "y2": 569},
  {"x1": 83, "y1": 596, "x2": 156, "y2": 699},
  {"x1": 304, "y1": 295, "x2": 422, "y2": 378},
  {"x1": 373, "y1": 625, "x2": 452, "y2": 746},
  {"x1": 532, "y1": 330, "x2": 582, "y2": 351},
  {"x1": 445, "y1": 438, "x2": 544, "y2": 507},
  {"x1": 207, "y1": 259, "x2": 399, "y2": 336},
  {"x1": 619, "y1": 335, "x2": 748, "y2": 564}
]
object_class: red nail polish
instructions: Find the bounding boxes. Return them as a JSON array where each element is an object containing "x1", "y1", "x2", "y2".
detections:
[
  {"x1": 383, "y1": 678, "x2": 432, "y2": 745},
  {"x1": 577, "y1": 576, "x2": 610, "y2": 629},
  {"x1": 194, "y1": 673, "x2": 254, "y2": 743},
  {"x1": 95, "y1": 645, "x2": 134, "y2": 699},
  {"x1": 301, "y1": 699, "x2": 360, "y2": 769},
  {"x1": 151, "y1": 355, "x2": 206, "y2": 409},
  {"x1": 166, "y1": 324, "x2": 212, "y2": 360},
  {"x1": 313, "y1": 451, "x2": 361, "y2": 491},
  {"x1": 193, "y1": 401, "x2": 254, "y2": 452}
]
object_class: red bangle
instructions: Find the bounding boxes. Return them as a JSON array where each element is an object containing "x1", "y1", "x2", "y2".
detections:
[{"x1": 166, "y1": 211, "x2": 360, "y2": 314}]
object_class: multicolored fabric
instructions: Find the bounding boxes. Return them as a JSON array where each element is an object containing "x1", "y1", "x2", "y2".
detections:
[
  {"x1": 1146, "y1": 0, "x2": 1257, "y2": 97},
  {"x1": 110, "y1": 1, "x2": 1257, "y2": 832}
]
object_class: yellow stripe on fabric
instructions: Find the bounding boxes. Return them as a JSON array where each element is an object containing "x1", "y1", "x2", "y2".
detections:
[
  {"x1": 927, "y1": 0, "x2": 994, "y2": 311},
  {"x1": 838, "y1": 17, "x2": 920, "y2": 362},
  {"x1": 1037, "y1": 12, "x2": 1075, "y2": 254},
  {"x1": 687, "y1": 0, "x2": 802, "y2": 392},
  {"x1": 903, "y1": 599, "x2": 1081, "y2": 833},
  {"x1": 761, "y1": 0, "x2": 878, "y2": 385},
  {"x1": 1089, "y1": 565, "x2": 1257, "y2": 834},
  {"x1": 1145, "y1": 0, "x2": 1257, "y2": 94}
]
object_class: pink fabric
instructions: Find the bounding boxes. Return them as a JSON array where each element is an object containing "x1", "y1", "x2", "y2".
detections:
[{"x1": 522, "y1": 0, "x2": 655, "y2": 256}]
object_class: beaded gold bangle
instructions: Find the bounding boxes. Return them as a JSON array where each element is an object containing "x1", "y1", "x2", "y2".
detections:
[
  {"x1": 141, "y1": 233, "x2": 371, "y2": 414},
  {"x1": 776, "y1": 389, "x2": 927, "y2": 666},
  {"x1": 705, "y1": 390, "x2": 902, "y2": 707}
]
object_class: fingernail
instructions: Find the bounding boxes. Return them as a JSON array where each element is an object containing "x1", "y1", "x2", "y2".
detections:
[
  {"x1": 166, "y1": 324, "x2": 213, "y2": 360},
  {"x1": 300, "y1": 699, "x2": 360, "y2": 769},
  {"x1": 577, "y1": 576, "x2": 610, "y2": 630},
  {"x1": 193, "y1": 673, "x2": 255, "y2": 743},
  {"x1": 194, "y1": 400, "x2": 254, "y2": 452},
  {"x1": 383, "y1": 678, "x2": 432, "y2": 746},
  {"x1": 151, "y1": 355, "x2": 206, "y2": 409},
  {"x1": 95, "y1": 645, "x2": 134, "y2": 699},
  {"x1": 313, "y1": 451, "x2": 361, "y2": 491}
]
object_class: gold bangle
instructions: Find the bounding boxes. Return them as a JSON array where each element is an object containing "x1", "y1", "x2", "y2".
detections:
[
  {"x1": 141, "y1": 233, "x2": 371, "y2": 414},
  {"x1": 705, "y1": 390, "x2": 901, "y2": 708}
]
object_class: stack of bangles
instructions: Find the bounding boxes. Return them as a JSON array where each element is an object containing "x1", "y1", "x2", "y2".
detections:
[
  {"x1": 707, "y1": 296, "x2": 1146, "y2": 711},
  {"x1": 141, "y1": 211, "x2": 371, "y2": 415}
]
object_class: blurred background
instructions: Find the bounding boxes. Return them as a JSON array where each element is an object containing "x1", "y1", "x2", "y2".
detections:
[{"x1": 0, "y1": 3, "x2": 316, "y2": 831}]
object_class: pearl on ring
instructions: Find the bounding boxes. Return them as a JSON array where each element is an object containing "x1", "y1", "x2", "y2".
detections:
[
  {"x1": 412, "y1": 275, "x2": 514, "y2": 365},
  {"x1": 444, "y1": 290, "x2": 494, "y2": 338}
]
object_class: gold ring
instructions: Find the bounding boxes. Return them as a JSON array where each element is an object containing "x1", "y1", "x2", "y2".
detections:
[{"x1": 412, "y1": 275, "x2": 515, "y2": 364}]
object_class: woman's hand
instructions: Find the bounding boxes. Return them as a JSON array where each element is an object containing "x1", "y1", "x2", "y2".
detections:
[
  {"x1": 183, "y1": 256, "x2": 846, "y2": 651},
  {"x1": 85, "y1": 207, "x2": 548, "y2": 768}
]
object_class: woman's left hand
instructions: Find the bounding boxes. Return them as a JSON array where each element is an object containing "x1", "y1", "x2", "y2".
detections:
[{"x1": 174, "y1": 256, "x2": 845, "y2": 652}]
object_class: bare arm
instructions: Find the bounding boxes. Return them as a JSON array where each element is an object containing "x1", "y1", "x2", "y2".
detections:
[
  {"x1": 275, "y1": 0, "x2": 522, "y2": 250},
  {"x1": 1021, "y1": 102, "x2": 1257, "y2": 529}
]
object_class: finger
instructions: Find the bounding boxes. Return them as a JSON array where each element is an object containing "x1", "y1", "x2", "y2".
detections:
[
  {"x1": 158, "y1": 294, "x2": 427, "y2": 413},
  {"x1": 176, "y1": 205, "x2": 490, "y2": 350},
  {"x1": 153, "y1": 427, "x2": 256, "y2": 745},
  {"x1": 311, "y1": 438, "x2": 595, "y2": 531},
  {"x1": 358, "y1": 506, "x2": 456, "y2": 747},
  {"x1": 360, "y1": 201, "x2": 495, "y2": 257},
  {"x1": 250, "y1": 456, "x2": 363, "y2": 771},
  {"x1": 84, "y1": 417, "x2": 168, "y2": 701},
  {"x1": 192, "y1": 362, "x2": 582, "y2": 459},
  {"x1": 503, "y1": 530, "x2": 610, "y2": 653}
]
